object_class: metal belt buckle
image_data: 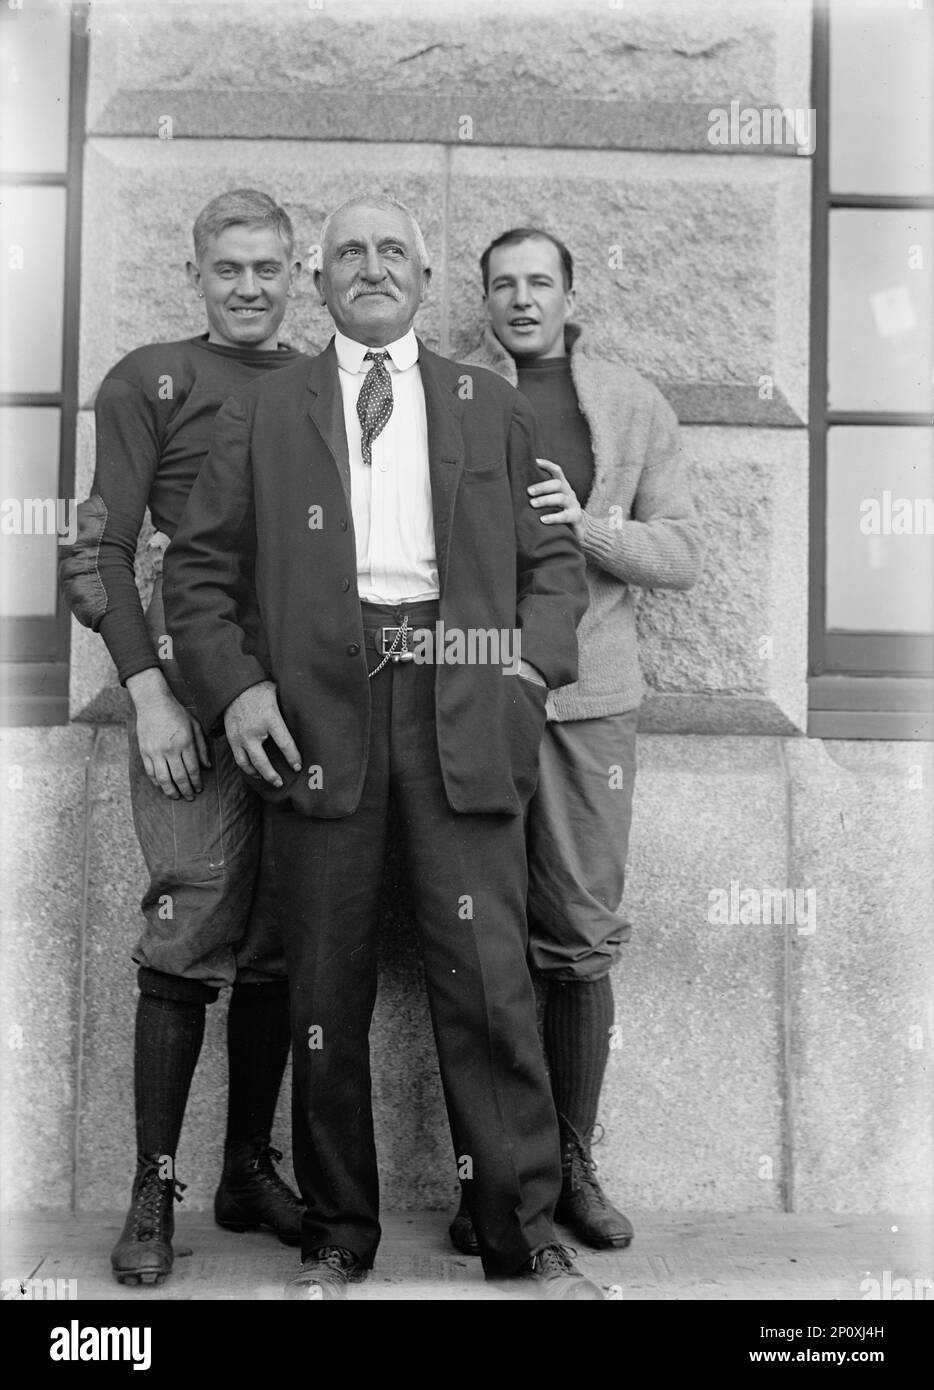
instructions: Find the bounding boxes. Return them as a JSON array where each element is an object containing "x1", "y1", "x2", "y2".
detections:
[{"x1": 379, "y1": 625, "x2": 415, "y2": 661}]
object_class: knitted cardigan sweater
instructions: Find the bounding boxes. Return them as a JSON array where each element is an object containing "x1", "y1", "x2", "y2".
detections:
[{"x1": 468, "y1": 324, "x2": 703, "y2": 720}]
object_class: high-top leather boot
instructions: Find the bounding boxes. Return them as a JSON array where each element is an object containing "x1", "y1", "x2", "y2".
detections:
[
  {"x1": 214, "y1": 1138, "x2": 304, "y2": 1246},
  {"x1": 554, "y1": 1115, "x2": 634, "y2": 1249},
  {"x1": 111, "y1": 1155, "x2": 186, "y2": 1286}
]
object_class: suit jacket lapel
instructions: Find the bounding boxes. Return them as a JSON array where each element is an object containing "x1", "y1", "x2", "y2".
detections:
[
  {"x1": 417, "y1": 341, "x2": 464, "y2": 593},
  {"x1": 303, "y1": 337, "x2": 465, "y2": 589},
  {"x1": 304, "y1": 339, "x2": 352, "y2": 507}
]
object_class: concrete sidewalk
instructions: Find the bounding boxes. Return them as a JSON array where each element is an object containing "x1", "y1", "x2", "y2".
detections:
[{"x1": 2, "y1": 1210, "x2": 931, "y2": 1301}]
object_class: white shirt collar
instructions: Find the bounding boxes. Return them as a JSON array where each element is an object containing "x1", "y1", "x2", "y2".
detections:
[{"x1": 334, "y1": 328, "x2": 419, "y2": 374}]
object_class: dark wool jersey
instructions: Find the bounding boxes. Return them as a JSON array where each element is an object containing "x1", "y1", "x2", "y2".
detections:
[
  {"x1": 62, "y1": 334, "x2": 310, "y2": 684},
  {"x1": 515, "y1": 355, "x2": 596, "y2": 508}
]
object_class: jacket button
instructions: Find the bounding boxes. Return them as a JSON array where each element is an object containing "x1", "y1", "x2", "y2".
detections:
[
  {"x1": 339, "y1": 518, "x2": 348, "y2": 531},
  {"x1": 347, "y1": 643, "x2": 360, "y2": 657},
  {"x1": 341, "y1": 578, "x2": 351, "y2": 591}
]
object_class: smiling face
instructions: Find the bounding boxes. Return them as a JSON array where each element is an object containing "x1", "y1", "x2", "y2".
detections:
[
  {"x1": 484, "y1": 236, "x2": 575, "y2": 360},
  {"x1": 186, "y1": 224, "x2": 300, "y2": 351},
  {"x1": 314, "y1": 202, "x2": 430, "y2": 348}
]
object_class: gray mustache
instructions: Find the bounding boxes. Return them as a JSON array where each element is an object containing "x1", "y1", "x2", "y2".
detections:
[{"x1": 349, "y1": 285, "x2": 402, "y2": 301}]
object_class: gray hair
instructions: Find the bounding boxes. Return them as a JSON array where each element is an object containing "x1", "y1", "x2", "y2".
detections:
[
  {"x1": 318, "y1": 193, "x2": 430, "y2": 270},
  {"x1": 192, "y1": 189, "x2": 295, "y2": 263}
]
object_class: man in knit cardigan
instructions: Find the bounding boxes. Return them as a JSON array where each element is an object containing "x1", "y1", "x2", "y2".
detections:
[{"x1": 449, "y1": 226, "x2": 703, "y2": 1257}]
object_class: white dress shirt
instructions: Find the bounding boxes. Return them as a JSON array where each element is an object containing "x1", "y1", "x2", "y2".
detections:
[{"x1": 334, "y1": 329, "x2": 439, "y2": 605}]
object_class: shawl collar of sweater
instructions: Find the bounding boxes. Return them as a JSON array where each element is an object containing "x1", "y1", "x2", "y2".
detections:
[{"x1": 468, "y1": 322, "x2": 668, "y2": 517}]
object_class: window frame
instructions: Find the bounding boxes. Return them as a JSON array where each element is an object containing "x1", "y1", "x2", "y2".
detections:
[
  {"x1": 0, "y1": 3, "x2": 88, "y2": 726},
  {"x1": 808, "y1": 0, "x2": 934, "y2": 739}
]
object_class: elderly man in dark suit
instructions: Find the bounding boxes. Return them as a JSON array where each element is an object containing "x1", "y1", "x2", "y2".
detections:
[{"x1": 164, "y1": 194, "x2": 600, "y2": 1300}]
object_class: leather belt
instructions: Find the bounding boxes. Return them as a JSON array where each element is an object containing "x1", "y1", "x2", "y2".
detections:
[{"x1": 360, "y1": 600, "x2": 439, "y2": 677}]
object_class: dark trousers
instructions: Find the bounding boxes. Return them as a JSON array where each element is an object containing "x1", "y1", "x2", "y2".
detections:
[{"x1": 270, "y1": 601, "x2": 562, "y2": 1277}]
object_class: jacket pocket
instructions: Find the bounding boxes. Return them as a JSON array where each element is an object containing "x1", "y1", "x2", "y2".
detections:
[{"x1": 461, "y1": 456, "x2": 507, "y2": 480}]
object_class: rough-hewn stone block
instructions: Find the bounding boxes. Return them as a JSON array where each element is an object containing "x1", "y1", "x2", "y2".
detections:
[
  {"x1": 447, "y1": 146, "x2": 809, "y2": 425},
  {"x1": 787, "y1": 740, "x2": 934, "y2": 1213},
  {"x1": 87, "y1": 0, "x2": 812, "y2": 155},
  {"x1": 0, "y1": 727, "x2": 95, "y2": 1209},
  {"x1": 607, "y1": 734, "x2": 788, "y2": 1209},
  {"x1": 639, "y1": 427, "x2": 809, "y2": 734}
]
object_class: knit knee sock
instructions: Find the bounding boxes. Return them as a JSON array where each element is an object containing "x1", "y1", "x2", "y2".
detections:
[
  {"x1": 224, "y1": 980, "x2": 291, "y2": 1145},
  {"x1": 134, "y1": 987, "x2": 207, "y2": 1161},
  {"x1": 544, "y1": 975, "x2": 614, "y2": 1138}
]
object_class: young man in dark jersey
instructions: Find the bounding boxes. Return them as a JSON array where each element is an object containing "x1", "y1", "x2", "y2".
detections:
[
  {"x1": 60, "y1": 189, "x2": 310, "y2": 1286},
  {"x1": 449, "y1": 227, "x2": 703, "y2": 1257}
]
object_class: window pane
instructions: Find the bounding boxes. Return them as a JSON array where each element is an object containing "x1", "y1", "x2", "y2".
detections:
[
  {"x1": 826, "y1": 426, "x2": 934, "y2": 634},
  {"x1": 829, "y1": 0, "x2": 933, "y2": 197},
  {"x1": 0, "y1": 407, "x2": 62, "y2": 618},
  {"x1": 0, "y1": 0, "x2": 72, "y2": 175},
  {"x1": 828, "y1": 209, "x2": 934, "y2": 413},
  {"x1": 0, "y1": 185, "x2": 66, "y2": 394}
]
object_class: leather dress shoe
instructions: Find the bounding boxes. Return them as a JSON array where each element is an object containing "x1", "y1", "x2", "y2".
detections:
[
  {"x1": 498, "y1": 1244, "x2": 605, "y2": 1300},
  {"x1": 448, "y1": 1194, "x2": 480, "y2": 1256},
  {"x1": 283, "y1": 1246, "x2": 369, "y2": 1300}
]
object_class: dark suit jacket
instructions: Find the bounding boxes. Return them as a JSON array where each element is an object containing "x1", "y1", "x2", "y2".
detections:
[{"x1": 164, "y1": 337, "x2": 588, "y2": 818}]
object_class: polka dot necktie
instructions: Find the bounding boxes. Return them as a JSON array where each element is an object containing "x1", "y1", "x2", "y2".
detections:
[{"x1": 357, "y1": 350, "x2": 394, "y2": 467}]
